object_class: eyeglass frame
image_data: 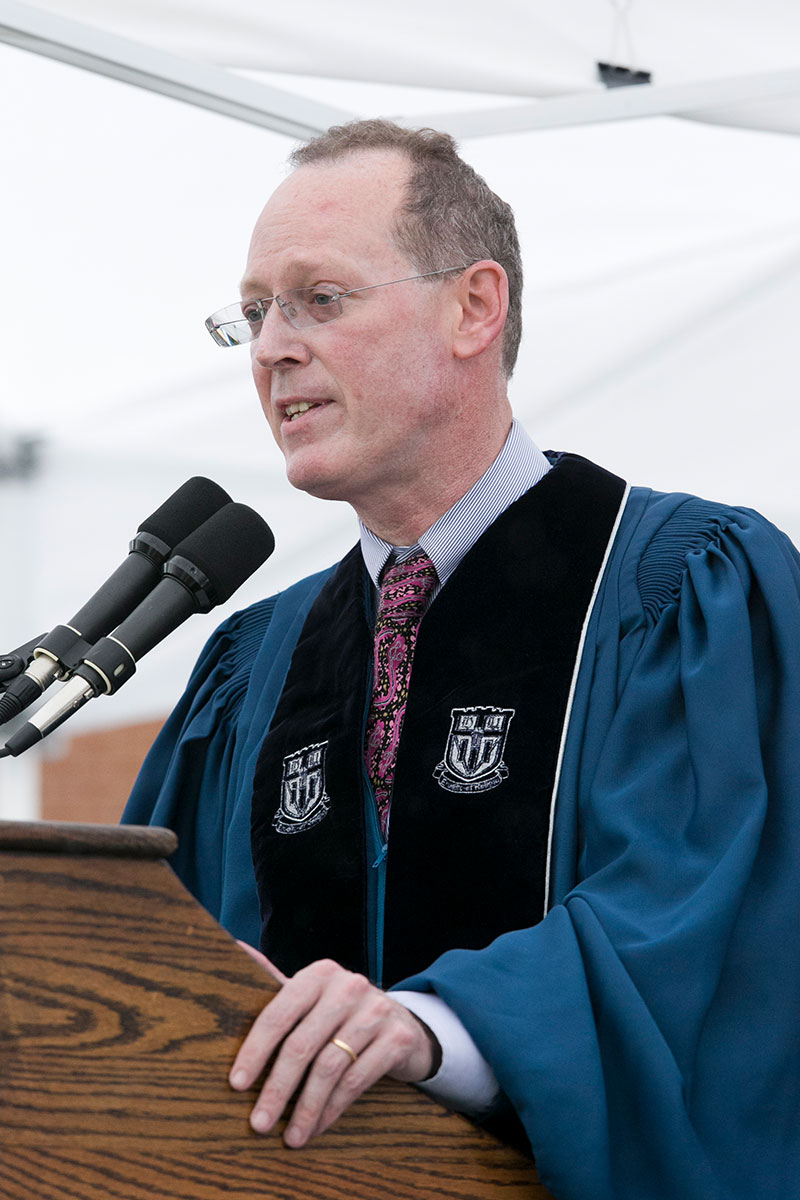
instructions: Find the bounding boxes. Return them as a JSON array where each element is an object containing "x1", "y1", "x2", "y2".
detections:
[{"x1": 204, "y1": 265, "x2": 470, "y2": 347}]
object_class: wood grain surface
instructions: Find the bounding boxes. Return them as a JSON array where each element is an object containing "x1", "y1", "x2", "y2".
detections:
[
  {"x1": 0, "y1": 827, "x2": 556, "y2": 1200},
  {"x1": 0, "y1": 819, "x2": 177, "y2": 858}
]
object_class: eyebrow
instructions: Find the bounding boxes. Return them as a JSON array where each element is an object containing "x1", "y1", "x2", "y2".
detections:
[
  {"x1": 238, "y1": 257, "x2": 353, "y2": 299},
  {"x1": 238, "y1": 276, "x2": 270, "y2": 299},
  {"x1": 238, "y1": 264, "x2": 314, "y2": 299}
]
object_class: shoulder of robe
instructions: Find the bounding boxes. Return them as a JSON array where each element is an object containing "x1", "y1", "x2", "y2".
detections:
[
  {"x1": 190, "y1": 594, "x2": 280, "y2": 709},
  {"x1": 634, "y1": 496, "x2": 776, "y2": 622},
  {"x1": 204, "y1": 594, "x2": 279, "y2": 668},
  {"x1": 202, "y1": 564, "x2": 341, "y2": 707}
]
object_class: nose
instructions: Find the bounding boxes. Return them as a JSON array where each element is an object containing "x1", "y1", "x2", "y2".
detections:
[{"x1": 251, "y1": 301, "x2": 312, "y2": 371}]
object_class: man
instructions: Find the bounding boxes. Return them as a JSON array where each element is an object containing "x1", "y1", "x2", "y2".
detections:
[{"x1": 125, "y1": 120, "x2": 800, "y2": 1200}]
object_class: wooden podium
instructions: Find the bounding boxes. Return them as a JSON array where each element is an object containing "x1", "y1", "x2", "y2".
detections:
[{"x1": 0, "y1": 821, "x2": 554, "y2": 1199}]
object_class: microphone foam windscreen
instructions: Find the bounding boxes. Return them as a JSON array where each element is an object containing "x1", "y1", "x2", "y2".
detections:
[
  {"x1": 173, "y1": 503, "x2": 275, "y2": 604},
  {"x1": 139, "y1": 477, "x2": 232, "y2": 545}
]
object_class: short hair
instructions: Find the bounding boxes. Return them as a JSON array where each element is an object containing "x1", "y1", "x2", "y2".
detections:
[{"x1": 290, "y1": 119, "x2": 523, "y2": 377}]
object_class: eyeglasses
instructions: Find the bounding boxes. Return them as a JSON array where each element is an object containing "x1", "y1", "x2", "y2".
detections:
[{"x1": 204, "y1": 266, "x2": 468, "y2": 347}]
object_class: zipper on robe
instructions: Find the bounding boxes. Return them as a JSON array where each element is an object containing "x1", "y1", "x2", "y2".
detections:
[{"x1": 365, "y1": 765, "x2": 386, "y2": 988}]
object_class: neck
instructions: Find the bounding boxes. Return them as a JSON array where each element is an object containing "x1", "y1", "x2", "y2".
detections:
[{"x1": 356, "y1": 409, "x2": 513, "y2": 545}]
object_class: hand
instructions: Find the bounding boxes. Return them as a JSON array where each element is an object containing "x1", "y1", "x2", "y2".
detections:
[
  {"x1": 229, "y1": 956, "x2": 436, "y2": 1147},
  {"x1": 235, "y1": 939, "x2": 288, "y2": 982}
]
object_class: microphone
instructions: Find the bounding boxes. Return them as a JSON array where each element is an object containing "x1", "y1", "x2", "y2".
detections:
[
  {"x1": 2, "y1": 503, "x2": 275, "y2": 756},
  {"x1": 0, "y1": 476, "x2": 232, "y2": 724}
]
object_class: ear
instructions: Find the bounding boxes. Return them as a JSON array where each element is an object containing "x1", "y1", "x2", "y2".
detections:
[{"x1": 451, "y1": 261, "x2": 509, "y2": 362}]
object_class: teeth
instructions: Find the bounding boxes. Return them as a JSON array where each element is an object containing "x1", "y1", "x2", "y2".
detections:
[{"x1": 285, "y1": 401, "x2": 318, "y2": 420}]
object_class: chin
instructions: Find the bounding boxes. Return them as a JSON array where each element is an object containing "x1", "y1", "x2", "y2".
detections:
[{"x1": 285, "y1": 462, "x2": 350, "y2": 502}]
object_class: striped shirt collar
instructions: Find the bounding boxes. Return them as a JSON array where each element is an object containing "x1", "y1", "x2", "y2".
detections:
[{"x1": 359, "y1": 420, "x2": 551, "y2": 589}]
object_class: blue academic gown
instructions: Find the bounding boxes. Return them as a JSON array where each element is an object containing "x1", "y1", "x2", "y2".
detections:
[{"x1": 124, "y1": 483, "x2": 800, "y2": 1200}]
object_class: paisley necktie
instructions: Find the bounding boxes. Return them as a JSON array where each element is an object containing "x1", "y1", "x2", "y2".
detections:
[{"x1": 364, "y1": 552, "x2": 438, "y2": 836}]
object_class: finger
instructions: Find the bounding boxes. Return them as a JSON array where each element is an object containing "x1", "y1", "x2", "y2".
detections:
[
  {"x1": 229, "y1": 968, "x2": 329, "y2": 1090},
  {"x1": 282, "y1": 1036, "x2": 364, "y2": 1146},
  {"x1": 240, "y1": 965, "x2": 372, "y2": 1132},
  {"x1": 246, "y1": 985, "x2": 367, "y2": 1131},
  {"x1": 286, "y1": 1000, "x2": 428, "y2": 1146},
  {"x1": 298, "y1": 1033, "x2": 403, "y2": 1145},
  {"x1": 235, "y1": 940, "x2": 289, "y2": 983}
]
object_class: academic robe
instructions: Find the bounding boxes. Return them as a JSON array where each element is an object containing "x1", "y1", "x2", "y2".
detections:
[{"x1": 124, "y1": 468, "x2": 800, "y2": 1200}]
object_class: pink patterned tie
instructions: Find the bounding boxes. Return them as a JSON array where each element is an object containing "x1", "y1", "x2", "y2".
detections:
[{"x1": 365, "y1": 552, "x2": 438, "y2": 836}]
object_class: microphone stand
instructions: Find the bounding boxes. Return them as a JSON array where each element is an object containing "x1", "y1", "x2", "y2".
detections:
[
  {"x1": 0, "y1": 635, "x2": 47, "y2": 692},
  {"x1": 0, "y1": 636, "x2": 48, "y2": 759}
]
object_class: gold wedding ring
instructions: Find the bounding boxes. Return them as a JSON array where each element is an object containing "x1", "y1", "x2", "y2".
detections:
[{"x1": 330, "y1": 1036, "x2": 358, "y2": 1065}]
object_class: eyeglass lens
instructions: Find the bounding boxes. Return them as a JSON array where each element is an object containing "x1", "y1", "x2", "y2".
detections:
[{"x1": 206, "y1": 286, "x2": 345, "y2": 345}]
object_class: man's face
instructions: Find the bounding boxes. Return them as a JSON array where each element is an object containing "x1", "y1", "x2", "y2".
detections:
[{"x1": 242, "y1": 151, "x2": 461, "y2": 516}]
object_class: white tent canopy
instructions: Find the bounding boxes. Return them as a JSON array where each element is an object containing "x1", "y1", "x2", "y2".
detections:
[{"x1": 1, "y1": 2, "x2": 799, "y2": 792}]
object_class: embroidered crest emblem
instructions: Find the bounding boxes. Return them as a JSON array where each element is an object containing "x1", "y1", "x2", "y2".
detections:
[
  {"x1": 273, "y1": 741, "x2": 331, "y2": 834},
  {"x1": 434, "y1": 706, "x2": 515, "y2": 794}
]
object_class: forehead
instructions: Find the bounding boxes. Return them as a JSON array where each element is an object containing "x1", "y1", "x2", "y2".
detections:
[{"x1": 244, "y1": 150, "x2": 413, "y2": 287}]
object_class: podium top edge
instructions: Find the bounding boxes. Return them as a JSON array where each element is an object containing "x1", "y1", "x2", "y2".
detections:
[{"x1": 0, "y1": 820, "x2": 178, "y2": 858}]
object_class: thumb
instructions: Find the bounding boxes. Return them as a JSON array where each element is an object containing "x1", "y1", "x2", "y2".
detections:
[{"x1": 235, "y1": 939, "x2": 289, "y2": 984}]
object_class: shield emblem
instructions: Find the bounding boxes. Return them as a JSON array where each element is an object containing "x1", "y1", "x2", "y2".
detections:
[
  {"x1": 273, "y1": 741, "x2": 331, "y2": 834},
  {"x1": 434, "y1": 707, "x2": 515, "y2": 794}
]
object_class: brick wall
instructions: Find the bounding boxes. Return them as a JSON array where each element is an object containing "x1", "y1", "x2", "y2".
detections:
[{"x1": 41, "y1": 719, "x2": 165, "y2": 825}]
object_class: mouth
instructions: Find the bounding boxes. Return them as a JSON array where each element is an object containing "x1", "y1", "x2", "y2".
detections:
[{"x1": 282, "y1": 400, "x2": 328, "y2": 423}]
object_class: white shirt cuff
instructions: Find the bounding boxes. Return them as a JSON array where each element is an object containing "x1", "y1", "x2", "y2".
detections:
[{"x1": 391, "y1": 990, "x2": 500, "y2": 1117}]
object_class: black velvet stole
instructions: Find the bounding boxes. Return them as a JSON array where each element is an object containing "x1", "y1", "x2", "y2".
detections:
[{"x1": 251, "y1": 453, "x2": 626, "y2": 986}]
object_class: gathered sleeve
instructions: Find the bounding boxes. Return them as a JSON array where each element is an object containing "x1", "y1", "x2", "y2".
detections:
[{"x1": 400, "y1": 497, "x2": 800, "y2": 1200}]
